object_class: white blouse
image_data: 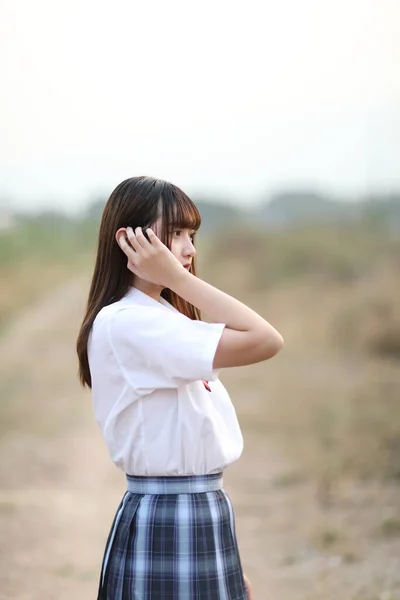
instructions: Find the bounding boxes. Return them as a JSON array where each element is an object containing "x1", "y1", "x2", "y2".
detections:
[{"x1": 88, "y1": 286, "x2": 244, "y2": 476}]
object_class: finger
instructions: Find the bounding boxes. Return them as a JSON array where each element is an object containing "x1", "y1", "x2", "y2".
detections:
[
  {"x1": 126, "y1": 227, "x2": 141, "y2": 252},
  {"x1": 133, "y1": 227, "x2": 150, "y2": 249},
  {"x1": 119, "y1": 234, "x2": 137, "y2": 257},
  {"x1": 146, "y1": 228, "x2": 163, "y2": 247}
]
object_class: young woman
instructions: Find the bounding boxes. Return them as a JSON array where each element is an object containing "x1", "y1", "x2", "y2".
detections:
[{"x1": 76, "y1": 176, "x2": 284, "y2": 600}]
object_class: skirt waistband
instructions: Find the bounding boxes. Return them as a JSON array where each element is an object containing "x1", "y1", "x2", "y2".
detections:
[{"x1": 126, "y1": 472, "x2": 223, "y2": 495}]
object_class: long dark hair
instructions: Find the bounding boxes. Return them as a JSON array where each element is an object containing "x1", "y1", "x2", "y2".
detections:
[{"x1": 76, "y1": 176, "x2": 201, "y2": 388}]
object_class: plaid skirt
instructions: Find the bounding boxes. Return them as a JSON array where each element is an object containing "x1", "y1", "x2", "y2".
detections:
[{"x1": 97, "y1": 472, "x2": 247, "y2": 599}]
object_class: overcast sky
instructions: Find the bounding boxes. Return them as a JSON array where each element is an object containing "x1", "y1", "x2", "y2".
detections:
[{"x1": 1, "y1": 0, "x2": 399, "y2": 213}]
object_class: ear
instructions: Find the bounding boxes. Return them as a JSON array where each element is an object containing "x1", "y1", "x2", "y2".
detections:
[{"x1": 115, "y1": 227, "x2": 128, "y2": 248}]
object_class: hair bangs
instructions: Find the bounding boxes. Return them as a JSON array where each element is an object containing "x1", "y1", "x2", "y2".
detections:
[
  {"x1": 171, "y1": 190, "x2": 201, "y2": 230},
  {"x1": 159, "y1": 184, "x2": 201, "y2": 247}
]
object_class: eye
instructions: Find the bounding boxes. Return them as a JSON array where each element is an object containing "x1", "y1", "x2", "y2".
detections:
[{"x1": 172, "y1": 230, "x2": 196, "y2": 242}]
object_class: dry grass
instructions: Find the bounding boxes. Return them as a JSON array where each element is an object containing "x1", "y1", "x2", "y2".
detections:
[
  {"x1": 203, "y1": 223, "x2": 400, "y2": 486},
  {"x1": 0, "y1": 218, "x2": 95, "y2": 331}
]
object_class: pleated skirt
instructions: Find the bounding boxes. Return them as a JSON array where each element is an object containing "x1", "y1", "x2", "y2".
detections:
[{"x1": 97, "y1": 472, "x2": 247, "y2": 600}]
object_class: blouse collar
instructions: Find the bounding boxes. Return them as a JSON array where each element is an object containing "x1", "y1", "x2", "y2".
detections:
[{"x1": 124, "y1": 286, "x2": 179, "y2": 313}]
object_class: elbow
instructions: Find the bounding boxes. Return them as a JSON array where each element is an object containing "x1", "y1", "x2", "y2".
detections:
[
  {"x1": 272, "y1": 332, "x2": 285, "y2": 357},
  {"x1": 260, "y1": 330, "x2": 284, "y2": 360}
]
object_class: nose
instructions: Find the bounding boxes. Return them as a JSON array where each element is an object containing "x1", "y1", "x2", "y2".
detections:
[{"x1": 184, "y1": 236, "x2": 196, "y2": 258}]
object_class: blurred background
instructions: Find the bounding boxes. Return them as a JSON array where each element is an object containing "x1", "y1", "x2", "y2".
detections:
[{"x1": 1, "y1": 0, "x2": 400, "y2": 598}]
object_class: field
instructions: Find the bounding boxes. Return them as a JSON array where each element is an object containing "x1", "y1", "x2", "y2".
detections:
[{"x1": 0, "y1": 217, "x2": 399, "y2": 599}]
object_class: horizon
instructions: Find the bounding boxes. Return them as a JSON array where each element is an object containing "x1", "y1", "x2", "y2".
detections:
[{"x1": 2, "y1": 184, "x2": 400, "y2": 219}]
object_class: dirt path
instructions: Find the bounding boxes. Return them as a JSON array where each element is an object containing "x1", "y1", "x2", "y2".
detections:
[{"x1": 0, "y1": 279, "x2": 399, "y2": 599}]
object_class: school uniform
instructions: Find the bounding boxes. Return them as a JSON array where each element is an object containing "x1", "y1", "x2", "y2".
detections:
[{"x1": 88, "y1": 286, "x2": 246, "y2": 599}]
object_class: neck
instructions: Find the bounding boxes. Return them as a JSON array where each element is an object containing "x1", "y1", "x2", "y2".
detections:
[{"x1": 132, "y1": 277, "x2": 164, "y2": 301}]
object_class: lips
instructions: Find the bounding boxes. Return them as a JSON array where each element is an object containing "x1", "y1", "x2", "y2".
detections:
[{"x1": 183, "y1": 264, "x2": 191, "y2": 269}]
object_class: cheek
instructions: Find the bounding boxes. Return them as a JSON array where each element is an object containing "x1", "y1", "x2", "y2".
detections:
[{"x1": 169, "y1": 239, "x2": 180, "y2": 257}]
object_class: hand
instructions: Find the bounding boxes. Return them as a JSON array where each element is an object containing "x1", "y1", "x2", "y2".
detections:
[
  {"x1": 117, "y1": 226, "x2": 185, "y2": 288},
  {"x1": 243, "y1": 573, "x2": 253, "y2": 600}
]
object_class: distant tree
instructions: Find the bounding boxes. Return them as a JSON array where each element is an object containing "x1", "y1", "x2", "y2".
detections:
[
  {"x1": 192, "y1": 196, "x2": 244, "y2": 233},
  {"x1": 361, "y1": 194, "x2": 400, "y2": 230},
  {"x1": 255, "y1": 190, "x2": 350, "y2": 226}
]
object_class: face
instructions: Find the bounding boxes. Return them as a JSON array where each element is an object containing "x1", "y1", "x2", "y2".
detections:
[
  {"x1": 153, "y1": 216, "x2": 197, "y2": 270},
  {"x1": 170, "y1": 228, "x2": 197, "y2": 269}
]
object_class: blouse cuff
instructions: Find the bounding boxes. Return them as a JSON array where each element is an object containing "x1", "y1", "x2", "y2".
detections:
[{"x1": 200, "y1": 322, "x2": 225, "y2": 382}]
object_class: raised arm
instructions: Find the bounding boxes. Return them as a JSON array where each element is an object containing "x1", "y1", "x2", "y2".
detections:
[
  {"x1": 118, "y1": 227, "x2": 284, "y2": 369},
  {"x1": 169, "y1": 265, "x2": 283, "y2": 368}
]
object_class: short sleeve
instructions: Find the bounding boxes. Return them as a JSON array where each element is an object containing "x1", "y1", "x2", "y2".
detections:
[{"x1": 106, "y1": 306, "x2": 225, "y2": 392}]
